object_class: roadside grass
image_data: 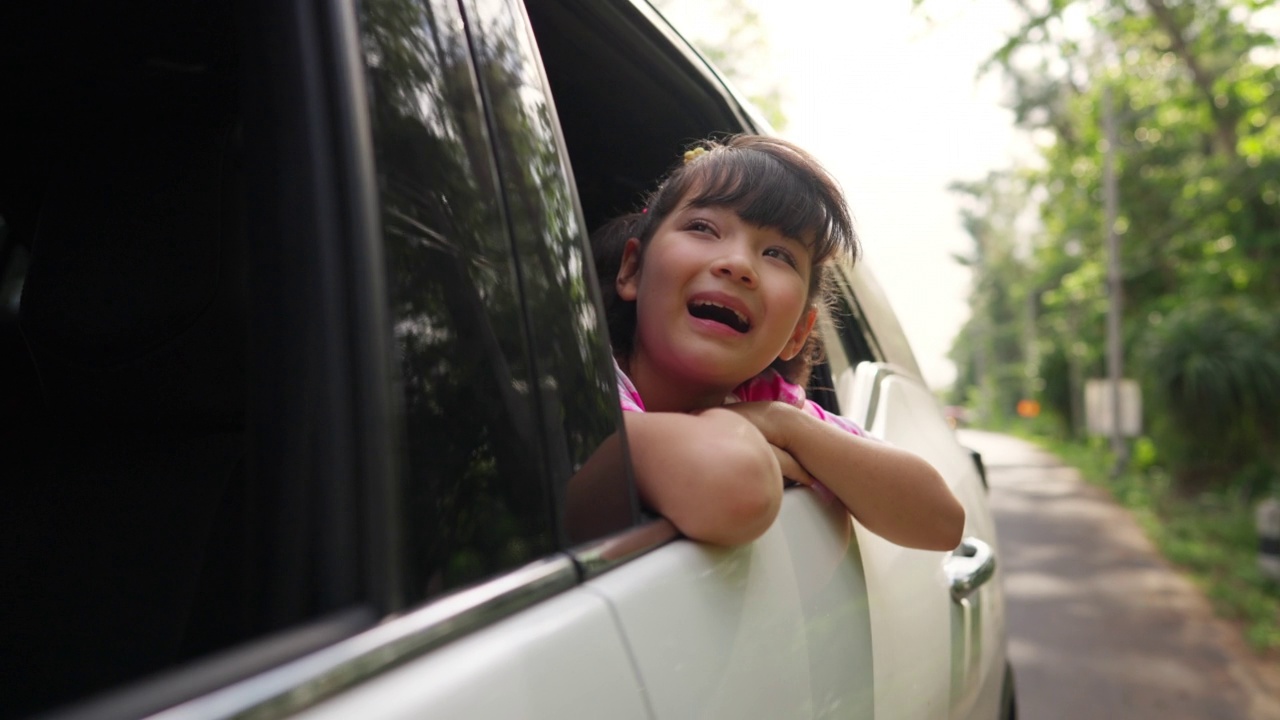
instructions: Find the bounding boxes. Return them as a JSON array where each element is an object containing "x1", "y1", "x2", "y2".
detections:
[{"x1": 986, "y1": 423, "x2": 1280, "y2": 656}]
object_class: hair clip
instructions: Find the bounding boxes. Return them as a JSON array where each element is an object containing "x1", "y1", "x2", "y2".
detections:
[{"x1": 683, "y1": 147, "x2": 709, "y2": 164}]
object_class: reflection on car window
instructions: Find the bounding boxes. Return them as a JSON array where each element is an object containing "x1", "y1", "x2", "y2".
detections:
[
  {"x1": 464, "y1": 0, "x2": 635, "y2": 544},
  {"x1": 361, "y1": 0, "x2": 557, "y2": 605}
]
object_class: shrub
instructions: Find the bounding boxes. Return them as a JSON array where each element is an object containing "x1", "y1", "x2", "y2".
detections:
[{"x1": 1140, "y1": 297, "x2": 1280, "y2": 490}]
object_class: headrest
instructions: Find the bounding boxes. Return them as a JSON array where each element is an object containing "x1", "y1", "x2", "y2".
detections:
[{"x1": 19, "y1": 93, "x2": 246, "y2": 429}]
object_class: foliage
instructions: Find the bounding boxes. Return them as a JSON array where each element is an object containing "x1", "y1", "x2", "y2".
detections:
[
  {"x1": 650, "y1": 0, "x2": 789, "y2": 129},
  {"x1": 930, "y1": 0, "x2": 1280, "y2": 489},
  {"x1": 947, "y1": 170, "x2": 1044, "y2": 426},
  {"x1": 1139, "y1": 296, "x2": 1280, "y2": 488}
]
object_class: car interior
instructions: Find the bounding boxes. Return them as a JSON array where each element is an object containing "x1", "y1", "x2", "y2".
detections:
[
  {"x1": 0, "y1": 1, "x2": 859, "y2": 717},
  {"x1": 524, "y1": 0, "x2": 756, "y2": 230},
  {"x1": 3, "y1": 3, "x2": 380, "y2": 718},
  {"x1": 0, "y1": 2, "x2": 267, "y2": 716}
]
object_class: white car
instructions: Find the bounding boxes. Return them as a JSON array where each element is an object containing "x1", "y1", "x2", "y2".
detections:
[{"x1": 0, "y1": 0, "x2": 1011, "y2": 718}]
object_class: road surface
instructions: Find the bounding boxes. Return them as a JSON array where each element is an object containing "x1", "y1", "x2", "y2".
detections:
[{"x1": 958, "y1": 429, "x2": 1280, "y2": 720}]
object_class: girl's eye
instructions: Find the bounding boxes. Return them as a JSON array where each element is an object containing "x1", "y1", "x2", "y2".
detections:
[
  {"x1": 764, "y1": 246, "x2": 798, "y2": 268},
  {"x1": 685, "y1": 219, "x2": 717, "y2": 234}
]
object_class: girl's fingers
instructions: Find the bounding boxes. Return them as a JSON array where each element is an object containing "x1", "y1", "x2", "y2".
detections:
[
  {"x1": 719, "y1": 401, "x2": 780, "y2": 441},
  {"x1": 772, "y1": 446, "x2": 814, "y2": 486}
]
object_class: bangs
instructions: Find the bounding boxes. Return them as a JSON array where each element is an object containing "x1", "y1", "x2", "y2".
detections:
[{"x1": 646, "y1": 144, "x2": 854, "y2": 266}]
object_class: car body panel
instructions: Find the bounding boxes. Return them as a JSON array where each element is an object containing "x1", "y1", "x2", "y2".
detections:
[
  {"x1": 819, "y1": 259, "x2": 1008, "y2": 720},
  {"x1": 290, "y1": 588, "x2": 650, "y2": 720},
  {"x1": 836, "y1": 362, "x2": 1007, "y2": 720},
  {"x1": 875, "y1": 372, "x2": 1006, "y2": 720},
  {"x1": 586, "y1": 493, "x2": 875, "y2": 719}
]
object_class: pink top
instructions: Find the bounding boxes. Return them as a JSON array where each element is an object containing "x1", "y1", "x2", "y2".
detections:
[
  {"x1": 613, "y1": 359, "x2": 869, "y2": 507},
  {"x1": 613, "y1": 359, "x2": 867, "y2": 437}
]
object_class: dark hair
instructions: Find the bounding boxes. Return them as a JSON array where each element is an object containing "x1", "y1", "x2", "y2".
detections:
[
  {"x1": 591, "y1": 134, "x2": 859, "y2": 388},
  {"x1": 591, "y1": 211, "x2": 645, "y2": 356}
]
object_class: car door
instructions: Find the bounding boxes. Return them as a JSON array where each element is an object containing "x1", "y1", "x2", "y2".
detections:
[
  {"x1": 583, "y1": 491, "x2": 876, "y2": 719},
  {"x1": 822, "y1": 261, "x2": 1006, "y2": 720}
]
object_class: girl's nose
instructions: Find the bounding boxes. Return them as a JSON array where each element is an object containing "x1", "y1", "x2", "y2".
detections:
[{"x1": 713, "y1": 253, "x2": 757, "y2": 287}]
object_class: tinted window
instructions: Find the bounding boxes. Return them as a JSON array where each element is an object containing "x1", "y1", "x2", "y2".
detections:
[
  {"x1": 0, "y1": 5, "x2": 343, "y2": 713},
  {"x1": 360, "y1": 0, "x2": 558, "y2": 605},
  {"x1": 464, "y1": 0, "x2": 635, "y2": 545},
  {"x1": 0, "y1": 220, "x2": 23, "y2": 314}
]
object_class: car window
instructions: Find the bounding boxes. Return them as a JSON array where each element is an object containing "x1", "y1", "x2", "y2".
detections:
[
  {"x1": 830, "y1": 274, "x2": 882, "y2": 367},
  {"x1": 361, "y1": 0, "x2": 564, "y2": 606},
  {"x1": 838, "y1": 263, "x2": 924, "y2": 380},
  {"x1": 463, "y1": 0, "x2": 636, "y2": 546},
  {"x1": 1, "y1": 54, "x2": 268, "y2": 720},
  {"x1": 803, "y1": 273, "x2": 881, "y2": 415},
  {"x1": 0, "y1": 218, "x2": 23, "y2": 314},
  {"x1": 524, "y1": 0, "x2": 752, "y2": 233},
  {"x1": 0, "y1": 4, "x2": 386, "y2": 716}
]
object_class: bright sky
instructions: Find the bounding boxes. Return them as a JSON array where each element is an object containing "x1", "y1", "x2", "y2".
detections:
[{"x1": 660, "y1": 0, "x2": 1028, "y2": 390}]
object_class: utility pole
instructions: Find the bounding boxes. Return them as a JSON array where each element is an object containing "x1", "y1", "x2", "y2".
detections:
[{"x1": 1102, "y1": 81, "x2": 1127, "y2": 475}]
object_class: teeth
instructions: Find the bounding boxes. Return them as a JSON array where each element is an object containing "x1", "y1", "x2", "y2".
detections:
[
  {"x1": 690, "y1": 300, "x2": 750, "y2": 332},
  {"x1": 694, "y1": 301, "x2": 746, "y2": 325}
]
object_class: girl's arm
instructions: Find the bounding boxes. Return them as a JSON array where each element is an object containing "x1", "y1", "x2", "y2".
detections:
[
  {"x1": 623, "y1": 408, "x2": 785, "y2": 546},
  {"x1": 724, "y1": 401, "x2": 965, "y2": 551}
]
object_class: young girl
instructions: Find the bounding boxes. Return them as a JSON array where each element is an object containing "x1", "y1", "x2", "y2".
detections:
[{"x1": 592, "y1": 135, "x2": 964, "y2": 550}]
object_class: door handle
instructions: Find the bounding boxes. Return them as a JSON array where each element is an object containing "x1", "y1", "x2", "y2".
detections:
[{"x1": 945, "y1": 537, "x2": 996, "y2": 602}]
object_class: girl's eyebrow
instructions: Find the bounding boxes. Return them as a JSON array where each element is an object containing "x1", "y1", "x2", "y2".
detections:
[{"x1": 683, "y1": 203, "x2": 815, "y2": 253}]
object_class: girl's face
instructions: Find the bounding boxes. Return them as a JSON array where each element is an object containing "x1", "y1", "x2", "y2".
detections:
[{"x1": 616, "y1": 199, "x2": 817, "y2": 404}]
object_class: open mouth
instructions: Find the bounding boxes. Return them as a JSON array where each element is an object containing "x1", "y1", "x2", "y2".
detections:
[{"x1": 688, "y1": 300, "x2": 751, "y2": 333}]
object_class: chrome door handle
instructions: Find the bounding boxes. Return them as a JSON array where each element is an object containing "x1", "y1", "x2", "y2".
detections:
[{"x1": 945, "y1": 537, "x2": 996, "y2": 602}]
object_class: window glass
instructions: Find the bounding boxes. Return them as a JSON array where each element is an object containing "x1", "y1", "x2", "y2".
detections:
[
  {"x1": 360, "y1": 0, "x2": 558, "y2": 605},
  {"x1": 1, "y1": 38, "x2": 268, "y2": 714},
  {"x1": 0, "y1": 218, "x2": 26, "y2": 314},
  {"x1": 463, "y1": 0, "x2": 635, "y2": 545},
  {"x1": 811, "y1": 281, "x2": 881, "y2": 416},
  {"x1": 832, "y1": 277, "x2": 880, "y2": 365}
]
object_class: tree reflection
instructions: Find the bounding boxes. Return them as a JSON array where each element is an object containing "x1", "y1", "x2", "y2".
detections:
[
  {"x1": 464, "y1": 0, "x2": 633, "y2": 539},
  {"x1": 361, "y1": 0, "x2": 553, "y2": 603}
]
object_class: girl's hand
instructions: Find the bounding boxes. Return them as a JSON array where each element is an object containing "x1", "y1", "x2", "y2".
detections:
[
  {"x1": 721, "y1": 400, "x2": 797, "y2": 450},
  {"x1": 724, "y1": 399, "x2": 965, "y2": 551},
  {"x1": 721, "y1": 401, "x2": 814, "y2": 485},
  {"x1": 772, "y1": 445, "x2": 814, "y2": 487}
]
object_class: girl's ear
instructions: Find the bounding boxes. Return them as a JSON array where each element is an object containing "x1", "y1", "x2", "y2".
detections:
[
  {"x1": 779, "y1": 307, "x2": 818, "y2": 361},
  {"x1": 616, "y1": 237, "x2": 642, "y2": 301}
]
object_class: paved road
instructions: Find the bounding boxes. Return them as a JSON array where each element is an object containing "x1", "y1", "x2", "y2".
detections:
[{"x1": 958, "y1": 429, "x2": 1280, "y2": 720}]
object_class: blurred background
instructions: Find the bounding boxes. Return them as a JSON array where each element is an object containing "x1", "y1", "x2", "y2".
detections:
[
  {"x1": 656, "y1": 0, "x2": 1280, "y2": 665},
  {"x1": 656, "y1": 0, "x2": 1026, "y2": 392}
]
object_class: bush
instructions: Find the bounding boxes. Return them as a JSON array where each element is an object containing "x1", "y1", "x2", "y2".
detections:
[{"x1": 1140, "y1": 297, "x2": 1280, "y2": 490}]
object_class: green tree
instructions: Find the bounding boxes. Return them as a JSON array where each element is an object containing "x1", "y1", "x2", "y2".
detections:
[
  {"x1": 948, "y1": 171, "x2": 1044, "y2": 426},
  {"x1": 930, "y1": 0, "x2": 1280, "y2": 488},
  {"x1": 651, "y1": 0, "x2": 789, "y2": 129}
]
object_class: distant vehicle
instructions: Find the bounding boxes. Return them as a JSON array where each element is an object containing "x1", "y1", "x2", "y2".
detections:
[
  {"x1": 946, "y1": 405, "x2": 974, "y2": 428},
  {"x1": 0, "y1": 1, "x2": 1012, "y2": 718}
]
